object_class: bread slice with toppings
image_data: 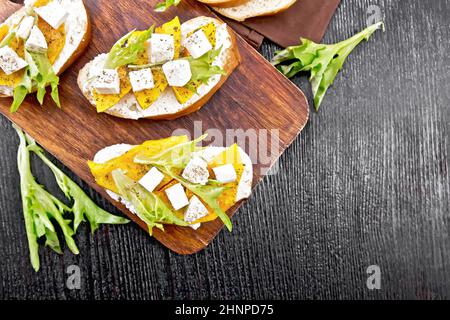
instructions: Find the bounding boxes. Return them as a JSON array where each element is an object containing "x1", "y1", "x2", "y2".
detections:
[
  {"x1": 0, "y1": 0, "x2": 90, "y2": 99},
  {"x1": 211, "y1": 0, "x2": 297, "y2": 22},
  {"x1": 88, "y1": 136, "x2": 253, "y2": 233},
  {"x1": 77, "y1": 16, "x2": 240, "y2": 120}
]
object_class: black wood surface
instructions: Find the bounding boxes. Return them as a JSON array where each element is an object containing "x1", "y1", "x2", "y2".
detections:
[{"x1": 1, "y1": 0, "x2": 449, "y2": 299}]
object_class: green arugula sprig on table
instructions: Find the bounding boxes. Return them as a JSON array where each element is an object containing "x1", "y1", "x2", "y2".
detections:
[
  {"x1": 154, "y1": 0, "x2": 181, "y2": 12},
  {"x1": 14, "y1": 125, "x2": 129, "y2": 271},
  {"x1": 272, "y1": 22, "x2": 384, "y2": 110}
]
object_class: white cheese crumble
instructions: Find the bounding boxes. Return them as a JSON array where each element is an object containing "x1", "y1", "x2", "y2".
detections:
[
  {"x1": 184, "y1": 195, "x2": 209, "y2": 223},
  {"x1": 129, "y1": 68, "x2": 155, "y2": 92},
  {"x1": 138, "y1": 167, "x2": 164, "y2": 193},
  {"x1": 147, "y1": 33, "x2": 175, "y2": 64},
  {"x1": 183, "y1": 29, "x2": 212, "y2": 59},
  {"x1": 35, "y1": 1, "x2": 69, "y2": 29},
  {"x1": 16, "y1": 16, "x2": 35, "y2": 40},
  {"x1": 212, "y1": 164, "x2": 237, "y2": 184},
  {"x1": 25, "y1": 26, "x2": 48, "y2": 53},
  {"x1": 93, "y1": 69, "x2": 120, "y2": 95},
  {"x1": 162, "y1": 59, "x2": 192, "y2": 87},
  {"x1": 0, "y1": 46, "x2": 28, "y2": 75},
  {"x1": 165, "y1": 183, "x2": 189, "y2": 211},
  {"x1": 182, "y1": 157, "x2": 209, "y2": 185}
]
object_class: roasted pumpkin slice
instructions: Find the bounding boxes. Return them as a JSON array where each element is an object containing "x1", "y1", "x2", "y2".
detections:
[
  {"x1": 0, "y1": 24, "x2": 9, "y2": 41},
  {"x1": 37, "y1": 18, "x2": 65, "y2": 64},
  {"x1": 88, "y1": 136, "x2": 187, "y2": 194},
  {"x1": 93, "y1": 66, "x2": 132, "y2": 112},
  {"x1": 134, "y1": 68, "x2": 168, "y2": 109}
]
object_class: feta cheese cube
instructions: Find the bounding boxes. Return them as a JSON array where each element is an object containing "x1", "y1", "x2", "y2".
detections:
[
  {"x1": 184, "y1": 195, "x2": 209, "y2": 223},
  {"x1": 16, "y1": 16, "x2": 35, "y2": 39},
  {"x1": 129, "y1": 68, "x2": 155, "y2": 92},
  {"x1": 212, "y1": 164, "x2": 237, "y2": 184},
  {"x1": 162, "y1": 60, "x2": 191, "y2": 87},
  {"x1": 25, "y1": 26, "x2": 48, "y2": 53},
  {"x1": 93, "y1": 69, "x2": 120, "y2": 95},
  {"x1": 182, "y1": 157, "x2": 209, "y2": 185},
  {"x1": 138, "y1": 167, "x2": 164, "y2": 193},
  {"x1": 165, "y1": 183, "x2": 189, "y2": 210},
  {"x1": 0, "y1": 46, "x2": 28, "y2": 75},
  {"x1": 183, "y1": 30, "x2": 213, "y2": 59},
  {"x1": 35, "y1": 1, "x2": 69, "y2": 29},
  {"x1": 147, "y1": 33, "x2": 174, "y2": 64}
]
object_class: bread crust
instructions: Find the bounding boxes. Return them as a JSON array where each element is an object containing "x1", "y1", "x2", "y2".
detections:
[
  {"x1": 212, "y1": 0, "x2": 297, "y2": 21},
  {"x1": 0, "y1": 0, "x2": 91, "y2": 97},
  {"x1": 79, "y1": 20, "x2": 240, "y2": 121},
  {"x1": 198, "y1": 0, "x2": 250, "y2": 8}
]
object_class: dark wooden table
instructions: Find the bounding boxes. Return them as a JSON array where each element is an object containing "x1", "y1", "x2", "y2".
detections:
[{"x1": 1, "y1": 0, "x2": 449, "y2": 299}]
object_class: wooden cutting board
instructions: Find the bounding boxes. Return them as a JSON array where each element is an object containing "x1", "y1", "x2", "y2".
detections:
[{"x1": 0, "y1": 0, "x2": 309, "y2": 254}]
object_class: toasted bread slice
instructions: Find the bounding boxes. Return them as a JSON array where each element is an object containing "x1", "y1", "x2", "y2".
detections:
[
  {"x1": 0, "y1": 0, "x2": 91, "y2": 97},
  {"x1": 197, "y1": 0, "x2": 249, "y2": 8},
  {"x1": 212, "y1": 0, "x2": 297, "y2": 21},
  {"x1": 78, "y1": 17, "x2": 240, "y2": 120}
]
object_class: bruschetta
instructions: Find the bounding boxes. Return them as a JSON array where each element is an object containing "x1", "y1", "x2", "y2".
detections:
[
  {"x1": 78, "y1": 16, "x2": 240, "y2": 120},
  {"x1": 0, "y1": 0, "x2": 90, "y2": 111},
  {"x1": 88, "y1": 135, "x2": 253, "y2": 233}
]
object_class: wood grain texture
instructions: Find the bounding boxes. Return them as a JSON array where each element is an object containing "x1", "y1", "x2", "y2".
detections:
[
  {"x1": 1, "y1": 0, "x2": 450, "y2": 300},
  {"x1": 0, "y1": 0, "x2": 309, "y2": 254}
]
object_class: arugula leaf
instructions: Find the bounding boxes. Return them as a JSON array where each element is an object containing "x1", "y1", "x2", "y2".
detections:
[
  {"x1": 272, "y1": 22, "x2": 384, "y2": 110},
  {"x1": 15, "y1": 125, "x2": 78, "y2": 271},
  {"x1": 29, "y1": 51, "x2": 60, "y2": 106},
  {"x1": 104, "y1": 26, "x2": 154, "y2": 69},
  {"x1": 184, "y1": 47, "x2": 226, "y2": 85},
  {"x1": 26, "y1": 136, "x2": 129, "y2": 233},
  {"x1": 112, "y1": 170, "x2": 187, "y2": 235},
  {"x1": 134, "y1": 134, "x2": 207, "y2": 169},
  {"x1": 135, "y1": 135, "x2": 232, "y2": 231},
  {"x1": 154, "y1": 0, "x2": 181, "y2": 12},
  {"x1": 11, "y1": 50, "x2": 61, "y2": 112},
  {"x1": 13, "y1": 125, "x2": 129, "y2": 271}
]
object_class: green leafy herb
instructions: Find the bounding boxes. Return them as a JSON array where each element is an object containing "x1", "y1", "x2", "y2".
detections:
[
  {"x1": 134, "y1": 134, "x2": 207, "y2": 169},
  {"x1": 26, "y1": 136, "x2": 129, "y2": 232},
  {"x1": 14, "y1": 125, "x2": 129, "y2": 271},
  {"x1": 134, "y1": 135, "x2": 232, "y2": 231},
  {"x1": 15, "y1": 125, "x2": 77, "y2": 271},
  {"x1": 104, "y1": 26, "x2": 154, "y2": 69},
  {"x1": 272, "y1": 22, "x2": 384, "y2": 110},
  {"x1": 184, "y1": 47, "x2": 226, "y2": 87},
  {"x1": 112, "y1": 170, "x2": 187, "y2": 235},
  {"x1": 11, "y1": 50, "x2": 60, "y2": 112},
  {"x1": 154, "y1": 0, "x2": 181, "y2": 12}
]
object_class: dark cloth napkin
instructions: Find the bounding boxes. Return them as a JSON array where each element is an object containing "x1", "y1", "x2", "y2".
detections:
[{"x1": 218, "y1": 0, "x2": 341, "y2": 48}]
